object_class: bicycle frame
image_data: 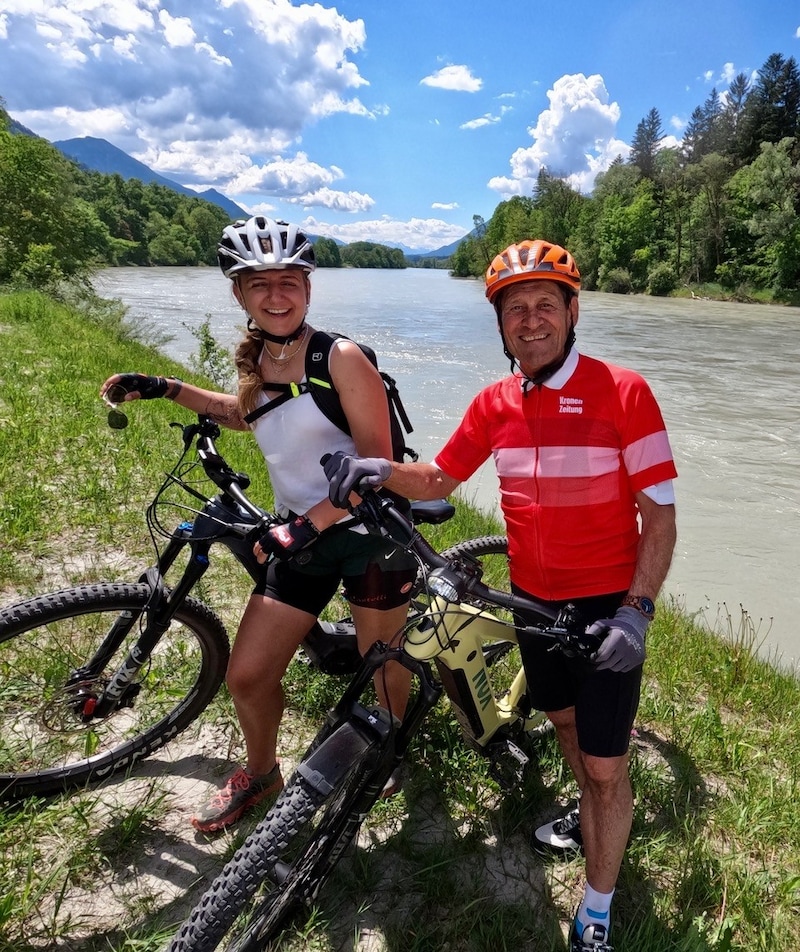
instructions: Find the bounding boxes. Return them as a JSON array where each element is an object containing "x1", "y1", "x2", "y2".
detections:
[
  {"x1": 68, "y1": 423, "x2": 271, "y2": 721},
  {"x1": 301, "y1": 491, "x2": 589, "y2": 785}
]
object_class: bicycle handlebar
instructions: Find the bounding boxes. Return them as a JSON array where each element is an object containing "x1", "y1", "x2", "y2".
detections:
[
  {"x1": 349, "y1": 488, "x2": 602, "y2": 659},
  {"x1": 179, "y1": 416, "x2": 269, "y2": 524}
]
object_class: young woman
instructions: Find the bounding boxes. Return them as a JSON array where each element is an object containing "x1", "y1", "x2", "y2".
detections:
[{"x1": 101, "y1": 216, "x2": 416, "y2": 832}]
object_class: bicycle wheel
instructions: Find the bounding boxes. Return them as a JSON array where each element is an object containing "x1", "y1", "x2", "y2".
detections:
[
  {"x1": 169, "y1": 734, "x2": 386, "y2": 952},
  {"x1": 442, "y1": 534, "x2": 510, "y2": 603},
  {"x1": 0, "y1": 582, "x2": 229, "y2": 799}
]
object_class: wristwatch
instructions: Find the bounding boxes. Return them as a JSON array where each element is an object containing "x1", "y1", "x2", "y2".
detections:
[{"x1": 621, "y1": 594, "x2": 655, "y2": 620}]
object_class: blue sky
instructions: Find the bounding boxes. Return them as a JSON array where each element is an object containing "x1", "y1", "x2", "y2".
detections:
[{"x1": 1, "y1": 1, "x2": 799, "y2": 252}]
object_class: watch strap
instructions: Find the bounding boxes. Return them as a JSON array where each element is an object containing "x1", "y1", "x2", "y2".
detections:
[{"x1": 621, "y1": 594, "x2": 655, "y2": 620}]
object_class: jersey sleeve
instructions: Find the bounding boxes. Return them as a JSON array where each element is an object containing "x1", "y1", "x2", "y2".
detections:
[
  {"x1": 433, "y1": 388, "x2": 495, "y2": 482},
  {"x1": 616, "y1": 370, "x2": 678, "y2": 493}
]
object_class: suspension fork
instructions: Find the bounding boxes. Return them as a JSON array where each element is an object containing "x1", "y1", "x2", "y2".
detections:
[
  {"x1": 72, "y1": 534, "x2": 213, "y2": 717},
  {"x1": 314, "y1": 642, "x2": 443, "y2": 762}
]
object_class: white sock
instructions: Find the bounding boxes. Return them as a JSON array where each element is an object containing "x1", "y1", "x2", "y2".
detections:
[{"x1": 576, "y1": 883, "x2": 614, "y2": 934}]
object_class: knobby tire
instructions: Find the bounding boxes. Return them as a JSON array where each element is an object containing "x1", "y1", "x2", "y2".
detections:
[
  {"x1": 0, "y1": 582, "x2": 229, "y2": 799},
  {"x1": 169, "y1": 745, "x2": 382, "y2": 952}
]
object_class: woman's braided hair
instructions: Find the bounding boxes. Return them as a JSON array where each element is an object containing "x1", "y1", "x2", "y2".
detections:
[{"x1": 235, "y1": 321, "x2": 265, "y2": 419}]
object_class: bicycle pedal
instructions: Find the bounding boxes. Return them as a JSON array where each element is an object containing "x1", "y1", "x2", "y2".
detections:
[{"x1": 487, "y1": 739, "x2": 530, "y2": 789}]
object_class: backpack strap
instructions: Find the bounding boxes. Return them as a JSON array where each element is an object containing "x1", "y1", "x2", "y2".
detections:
[
  {"x1": 242, "y1": 332, "x2": 346, "y2": 427},
  {"x1": 305, "y1": 331, "x2": 352, "y2": 435},
  {"x1": 243, "y1": 380, "x2": 310, "y2": 425},
  {"x1": 243, "y1": 331, "x2": 418, "y2": 462}
]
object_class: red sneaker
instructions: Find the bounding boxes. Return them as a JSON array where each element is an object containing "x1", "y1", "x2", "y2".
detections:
[{"x1": 191, "y1": 764, "x2": 284, "y2": 833}]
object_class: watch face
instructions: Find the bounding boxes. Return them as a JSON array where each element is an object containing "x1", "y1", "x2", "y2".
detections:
[{"x1": 640, "y1": 597, "x2": 655, "y2": 616}]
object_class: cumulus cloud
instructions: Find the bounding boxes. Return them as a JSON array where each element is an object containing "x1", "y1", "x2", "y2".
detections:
[
  {"x1": 489, "y1": 73, "x2": 628, "y2": 196},
  {"x1": 302, "y1": 215, "x2": 467, "y2": 252},
  {"x1": 159, "y1": 10, "x2": 195, "y2": 47},
  {"x1": 420, "y1": 64, "x2": 482, "y2": 92},
  {"x1": 432, "y1": 202, "x2": 459, "y2": 210},
  {"x1": 285, "y1": 188, "x2": 374, "y2": 213},
  {"x1": 0, "y1": 0, "x2": 374, "y2": 200}
]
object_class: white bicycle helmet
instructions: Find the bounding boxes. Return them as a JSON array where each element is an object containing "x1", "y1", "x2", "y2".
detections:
[{"x1": 217, "y1": 216, "x2": 316, "y2": 277}]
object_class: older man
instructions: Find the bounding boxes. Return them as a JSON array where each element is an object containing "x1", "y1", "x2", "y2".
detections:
[{"x1": 324, "y1": 239, "x2": 677, "y2": 951}]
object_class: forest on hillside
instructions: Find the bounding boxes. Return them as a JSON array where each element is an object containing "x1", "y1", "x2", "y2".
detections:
[
  {"x1": 453, "y1": 52, "x2": 800, "y2": 301},
  {"x1": 0, "y1": 105, "x2": 402, "y2": 287},
  {"x1": 1, "y1": 50, "x2": 799, "y2": 300}
]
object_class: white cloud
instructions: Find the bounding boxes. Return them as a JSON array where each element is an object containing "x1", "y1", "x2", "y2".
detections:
[
  {"x1": 286, "y1": 187, "x2": 375, "y2": 213},
  {"x1": 432, "y1": 202, "x2": 459, "y2": 210},
  {"x1": 461, "y1": 103, "x2": 511, "y2": 130},
  {"x1": 302, "y1": 215, "x2": 467, "y2": 252},
  {"x1": 461, "y1": 113, "x2": 501, "y2": 130},
  {"x1": 159, "y1": 11, "x2": 195, "y2": 48},
  {"x1": 1, "y1": 0, "x2": 374, "y2": 205},
  {"x1": 223, "y1": 152, "x2": 345, "y2": 197},
  {"x1": 420, "y1": 64, "x2": 482, "y2": 92},
  {"x1": 489, "y1": 73, "x2": 628, "y2": 196}
]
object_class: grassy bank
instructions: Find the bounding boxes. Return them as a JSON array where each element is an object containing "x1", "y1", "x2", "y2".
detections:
[{"x1": 0, "y1": 290, "x2": 798, "y2": 951}]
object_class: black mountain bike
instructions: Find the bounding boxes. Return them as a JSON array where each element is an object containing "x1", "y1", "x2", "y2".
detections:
[
  {"x1": 167, "y1": 479, "x2": 602, "y2": 951},
  {"x1": 0, "y1": 415, "x2": 502, "y2": 801}
]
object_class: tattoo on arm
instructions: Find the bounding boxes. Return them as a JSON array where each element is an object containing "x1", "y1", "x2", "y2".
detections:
[{"x1": 203, "y1": 398, "x2": 246, "y2": 429}]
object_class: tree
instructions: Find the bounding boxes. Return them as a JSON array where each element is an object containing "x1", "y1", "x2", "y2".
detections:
[
  {"x1": 629, "y1": 108, "x2": 664, "y2": 179},
  {"x1": 0, "y1": 128, "x2": 111, "y2": 287},
  {"x1": 531, "y1": 170, "x2": 584, "y2": 246},
  {"x1": 313, "y1": 236, "x2": 342, "y2": 268},
  {"x1": 340, "y1": 241, "x2": 406, "y2": 269},
  {"x1": 718, "y1": 72, "x2": 752, "y2": 158},
  {"x1": 737, "y1": 54, "x2": 800, "y2": 164},
  {"x1": 726, "y1": 138, "x2": 800, "y2": 290},
  {"x1": 686, "y1": 153, "x2": 732, "y2": 281},
  {"x1": 683, "y1": 89, "x2": 724, "y2": 163},
  {"x1": 654, "y1": 147, "x2": 691, "y2": 277}
]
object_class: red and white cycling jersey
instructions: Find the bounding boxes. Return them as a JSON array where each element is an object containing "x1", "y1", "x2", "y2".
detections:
[{"x1": 434, "y1": 350, "x2": 677, "y2": 600}]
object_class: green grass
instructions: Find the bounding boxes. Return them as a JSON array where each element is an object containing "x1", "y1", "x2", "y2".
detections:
[{"x1": 0, "y1": 289, "x2": 798, "y2": 951}]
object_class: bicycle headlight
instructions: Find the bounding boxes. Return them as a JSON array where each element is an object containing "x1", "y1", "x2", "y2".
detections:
[{"x1": 427, "y1": 566, "x2": 463, "y2": 603}]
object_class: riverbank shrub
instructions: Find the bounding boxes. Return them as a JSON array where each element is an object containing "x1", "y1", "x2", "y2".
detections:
[
  {"x1": 600, "y1": 267, "x2": 633, "y2": 294},
  {"x1": 647, "y1": 262, "x2": 679, "y2": 296}
]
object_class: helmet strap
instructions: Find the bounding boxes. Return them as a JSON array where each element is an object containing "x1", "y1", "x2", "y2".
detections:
[{"x1": 247, "y1": 318, "x2": 307, "y2": 345}]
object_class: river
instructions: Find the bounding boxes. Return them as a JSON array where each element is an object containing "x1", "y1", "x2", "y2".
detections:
[{"x1": 92, "y1": 267, "x2": 800, "y2": 671}]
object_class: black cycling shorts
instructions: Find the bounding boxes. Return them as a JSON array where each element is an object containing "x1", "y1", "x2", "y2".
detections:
[
  {"x1": 513, "y1": 586, "x2": 641, "y2": 758},
  {"x1": 253, "y1": 524, "x2": 417, "y2": 617}
]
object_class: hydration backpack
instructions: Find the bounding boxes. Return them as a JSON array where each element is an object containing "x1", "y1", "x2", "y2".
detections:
[{"x1": 244, "y1": 330, "x2": 418, "y2": 463}]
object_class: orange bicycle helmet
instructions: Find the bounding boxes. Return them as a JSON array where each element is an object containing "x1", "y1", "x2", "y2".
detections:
[{"x1": 485, "y1": 240, "x2": 581, "y2": 302}]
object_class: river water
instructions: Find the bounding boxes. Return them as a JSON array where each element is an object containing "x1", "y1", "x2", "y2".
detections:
[{"x1": 92, "y1": 267, "x2": 800, "y2": 671}]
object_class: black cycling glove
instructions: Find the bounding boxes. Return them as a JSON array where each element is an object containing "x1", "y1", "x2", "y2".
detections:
[
  {"x1": 113, "y1": 374, "x2": 171, "y2": 400},
  {"x1": 258, "y1": 515, "x2": 320, "y2": 560}
]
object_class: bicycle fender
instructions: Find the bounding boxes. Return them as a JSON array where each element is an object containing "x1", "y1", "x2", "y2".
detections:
[
  {"x1": 137, "y1": 565, "x2": 167, "y2": 605},
  {"x1": 297, "y1": 707, "x2": 394, "y2": 797}
]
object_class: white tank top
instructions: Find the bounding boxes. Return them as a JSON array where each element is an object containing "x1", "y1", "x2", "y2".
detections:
[{"x1": 250, "y1": 342, "x2": 356, "y2": 517}]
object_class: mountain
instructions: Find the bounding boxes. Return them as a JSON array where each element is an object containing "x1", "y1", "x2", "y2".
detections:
[
  {"x1": 35, "y1": 130, "x2": 466, "y2": 257},
  {"x1": 52, "y1": 136, "x2": 247, "y2": 221},
  {"x1": 405, "y1": 230, "x2": 473, "y2": 261}
]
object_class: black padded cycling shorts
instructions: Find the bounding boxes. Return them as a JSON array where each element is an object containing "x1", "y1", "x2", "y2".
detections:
[
  {"x1": 253, "y1": 524, "x2": 417, "y2": 617},
  {"x1": 513, "y1": 586, "x2": 641, "y2": 758}
]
